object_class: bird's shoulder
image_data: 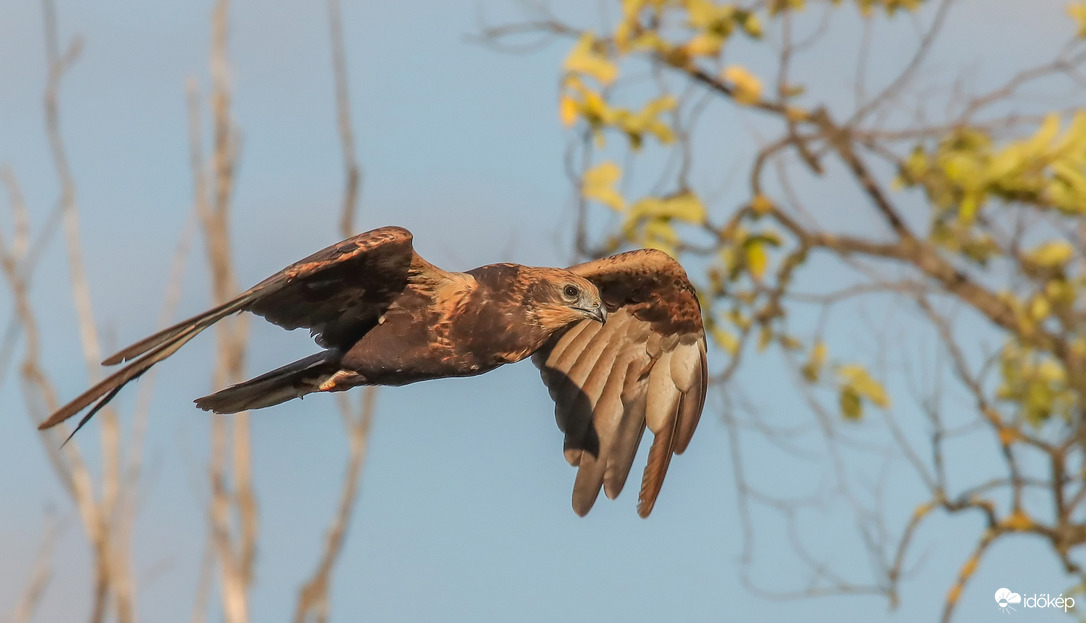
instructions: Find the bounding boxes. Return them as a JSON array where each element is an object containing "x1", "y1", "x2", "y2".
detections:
[{"x1": 569, "y1": 249, "x2": 702, "y2": 336}]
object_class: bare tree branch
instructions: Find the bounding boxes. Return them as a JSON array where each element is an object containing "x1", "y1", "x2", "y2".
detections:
[
  {"x1": 6, "y1": 512, "x2": 59, "y2": 623},
  {"x1": 294, "y1": 3, "x2": 377, "y2": 620}
]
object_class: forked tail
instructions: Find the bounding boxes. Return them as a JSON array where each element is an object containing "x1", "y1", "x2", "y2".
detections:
[
  {"x1": 193, "y1": 351, "x2": 342, "y2": 414},
  {"x1": 38, "y1": 296, "x2": 252, "y2": 437}
]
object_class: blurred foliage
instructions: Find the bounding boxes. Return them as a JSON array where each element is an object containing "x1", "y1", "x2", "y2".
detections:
[
  {"x1": 556, "y1": 0, "x2": 1085, "y2": 431},
  {"x1": 510, "y1": 0, "x2": 1086, "y2": 616}
]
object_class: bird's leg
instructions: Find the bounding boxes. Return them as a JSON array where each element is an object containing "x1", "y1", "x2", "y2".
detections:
[{"x1": 317, "y1": 369, "x2": 360, "y2": 392}]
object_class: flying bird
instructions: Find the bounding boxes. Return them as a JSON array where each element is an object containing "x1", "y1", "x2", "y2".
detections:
[{"x1": 39, "y1": 226, "x2": 707, "y2": 517}]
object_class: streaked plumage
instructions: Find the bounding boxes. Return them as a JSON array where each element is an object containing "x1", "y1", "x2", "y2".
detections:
[{"x1": 40, "y1": 226, "x2": 707, "y2": 517}]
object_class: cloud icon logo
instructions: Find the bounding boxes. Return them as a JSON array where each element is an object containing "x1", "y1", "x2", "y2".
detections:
[{"x1": 995, "y1": 588, "x2": 1022, "y2": 613}]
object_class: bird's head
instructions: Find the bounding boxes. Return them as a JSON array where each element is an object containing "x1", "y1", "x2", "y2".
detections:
[{"x1": 526, "y1": 269, "x2": 606, "y2": 332}]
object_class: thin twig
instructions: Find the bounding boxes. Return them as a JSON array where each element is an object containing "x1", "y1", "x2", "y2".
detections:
[{"x1": 294, "y1": 3, "x2": 376, "y2": 619}]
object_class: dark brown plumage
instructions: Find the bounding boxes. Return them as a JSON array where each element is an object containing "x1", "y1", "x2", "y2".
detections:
[{"x1": 40, "y1": 226, "x2": 707, "y2": 517}]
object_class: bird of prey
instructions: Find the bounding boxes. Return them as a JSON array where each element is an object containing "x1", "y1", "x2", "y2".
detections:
[{"x1": 40, "y1": 226, "x2": 707, "y2": 517}]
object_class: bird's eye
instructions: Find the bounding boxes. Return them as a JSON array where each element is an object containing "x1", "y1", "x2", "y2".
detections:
[{"x1": 563, "y1": 285, "x2": 579, "y2": 299}]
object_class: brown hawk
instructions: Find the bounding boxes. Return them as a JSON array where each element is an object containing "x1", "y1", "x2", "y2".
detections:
[{"x1": 40, "y1": 226, "x2": 707, "y2": 516}]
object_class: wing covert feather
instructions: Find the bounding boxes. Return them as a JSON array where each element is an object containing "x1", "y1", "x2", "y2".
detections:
[
  {"x1": 534, "y1": 249, "x2": 707, "y2": 517},
  {"x1": 45, "y1": 226, "x2": 436, "y2": 432},
  {"x1": 103, "y1": 226, "x2": 434, "y2": 368}
]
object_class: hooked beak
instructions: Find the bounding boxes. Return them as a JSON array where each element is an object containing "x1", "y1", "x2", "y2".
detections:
[{"x1": 576, "y1": 303, "x2": 607, "y2": 324}]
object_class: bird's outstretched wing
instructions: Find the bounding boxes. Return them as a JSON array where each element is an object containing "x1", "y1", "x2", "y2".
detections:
[
  {"x1": 39, "y1": 225, "x2": 433, "y2": 433},
  {"x1": 533, "y1": 249, "x2": 707, "y2": 517}
]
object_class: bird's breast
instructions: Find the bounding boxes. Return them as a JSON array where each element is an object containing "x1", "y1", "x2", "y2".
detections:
[{"x1": 338, "y1": 305, "x2": 511, "y2": 386}]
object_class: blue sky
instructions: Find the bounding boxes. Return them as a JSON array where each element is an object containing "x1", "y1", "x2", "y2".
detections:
[{"x1": 1, "y1": 1, "x2": 1081, "y2": 621}]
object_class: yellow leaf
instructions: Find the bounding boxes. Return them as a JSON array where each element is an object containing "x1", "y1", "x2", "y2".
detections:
[
  {"x1": 779, "y1": 334, "x2": 803, "y2": 351},
  {"x1": 582, "y1": 161, "x2": 626, "y2": 211},
  {"x1": 1020, "y1": 113, "x2": 1061, "y2": 159},
  {"x1": 1068, "y1": 1, "x2": 1086, "y2": 38},
  {"x1": 581, "y1": 89, "x2": 615, "y2": 126},
  {"x1": 627, "y1": 192, "x2": 707, "y2": 224},
  {"x1": 645, "y1": 121, "x2": 675, "y2": 145},
  {"x1": 1052, "y1": 110, "x2": 1086, "y2": 153},
  {"x1": 984, "y1": 147, "x2": 1021, "y2": 181},
  {"x1": 619, "y1": 95, "x2": 678, "y2": 148},
  {"x1": 998, "y1": 426, "x2": 1021, "y2": 446},
  {"x1": 1025, "y1": 240, "x2": 1074, "y2": 268},
  {"x1": 722, "y1": 65, "x2": 762, "y2": 105},
  {"x1": 750, "y1": 194, "x2": 774, "y2": 216},
  {"x1": 756, "y1": 325, "x2": 772, "y2": 352},
  {"x1": 642, "y1": 94, "x2": 678, "y2": 117},
  {"x1": 1036, "y1": 359, "x2": 1066, "y2": 383},
  {"x1": 711, "y1": 327, "x2": 739, "y2": 354},
  {"x1": 745, "y1": 239, "x2": 768, "y2": 279},
  {"x1": 564, "y1": 32, "x2": 618, "y2": 85},
  {"x1": 559, "y1": 95, "x2": 578, "y2": 127},
  {"x1": 628, "y1": 31, "x2": 670, "y2": 54},
  {"x1": 751, "y1": 229, "x2": 782, "y2": 247},
  {"x1": 802, "y1": 340, "x2": 827, "y2": 382},
  {"x1": 769, "y1": 0, "x2": 806, "y2": 16},
  {"x1": 1028, "y1": 296, "x2": 1050, "y2": 321},
  {"x1": 640, "y1": 218, "x2": 678, "y2": 254},
  {"x1": 661, "y1": 192, "x2": 707, "y2": 223},
  {"x1": 686, "y1": 33, "x2": 724, "y2": 57},
  {"x1": 838, "y1": 364, "x2": 891, "y2": 408},
  {"x1": 839, "y1": 386, "x2": 863, "y2": 420},
  {"x1": 1002, "y1": 509, "x2": 1034, "y2": 531},
  {"x1": 957, "y1": 193, "x2": 979, "y2": 225},
  {"x1": 785, "y1": 106, "x2": 810, "y2": 122},
  {"x1": 1045, "y1": 278, "x2": 1075, "y2": 306},
  {"x1": 738, "y1": 11, "x2": 763, "y2": 38}
]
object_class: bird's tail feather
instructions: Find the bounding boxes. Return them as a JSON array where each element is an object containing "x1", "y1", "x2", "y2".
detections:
[
  {"x1": 39, "y1": 296, "x2": 254, "y2": 434},
  {"x1": 193, "y1": 352, "x2": 342, "y2": 414},
  {"x1": 39, "y1": 319, "x2": 211, "y2": 435},
  {"x1": 103, "y1": 296, "x2": 251, "y2": 365}
]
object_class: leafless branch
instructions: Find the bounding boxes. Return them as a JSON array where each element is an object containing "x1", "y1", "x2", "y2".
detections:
[
  {"x1": 293, "y1": 391, "x2": 376, "y2": 623},
  {"x1": 6, "y1": 512, "x2": 59, "y2": 623},
  {"x1": 191, "y1": 2, "x2": 257, "y2": 622},
  {"x1": 327, "y1": 0, "x2": 362, "y2": 237},
  {"x1": 294, "y1": 3, "x2": 376, "y2": 619}
]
